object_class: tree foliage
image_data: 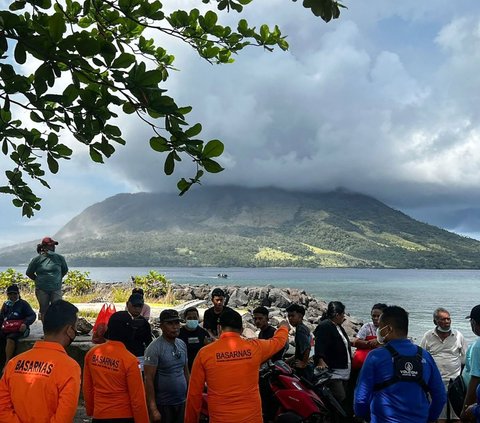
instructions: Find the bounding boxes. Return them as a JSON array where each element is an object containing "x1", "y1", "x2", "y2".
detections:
[{"x1": 0, "y1": 0, "x2": 344, "y2": 217}]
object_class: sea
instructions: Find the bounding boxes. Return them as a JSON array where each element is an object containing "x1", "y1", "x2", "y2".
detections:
[{"x1": 3, "y1": 266, "x2": 479, "y2": 344}]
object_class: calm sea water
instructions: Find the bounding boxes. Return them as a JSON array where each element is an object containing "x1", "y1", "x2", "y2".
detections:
[{"x1": 3, "y1": 266, "x2": 479, "y2": 343}]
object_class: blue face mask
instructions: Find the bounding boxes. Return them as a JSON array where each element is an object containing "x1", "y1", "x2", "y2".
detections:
[{"x1": 186, "y1": 320, "x2": 199, "y2": 330}]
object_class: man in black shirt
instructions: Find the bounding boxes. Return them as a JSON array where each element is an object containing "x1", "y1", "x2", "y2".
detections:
[
  {"x1": 179, "y1": 307, "x2": 209, "y2": 371},
  {"x1": 202, "y1": 288, "x2": 232, "y2": 339},
  {"x1": 253, "y1": 306, "x2": 285, "y2": 363},
  {"x1": 286, "y1": 303, "x2": 313, "y2": 381},
  {"x1": 122, "y1": 293, "x2": 152, "y2": 371}
]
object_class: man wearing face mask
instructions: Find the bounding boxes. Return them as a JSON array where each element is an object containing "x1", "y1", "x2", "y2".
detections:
[
  {"x1": 179, "y1": 307, "x2": 209, "y2": 372},
  {"x1": 354, "y1": 305, "x2": 446, "y2": 423},
  {"x1": 0, "y1": 300, "x2": 81, "y2": 422},
  {"x1": 420, "y1": 307, "x2": 467, "y2": 422}
]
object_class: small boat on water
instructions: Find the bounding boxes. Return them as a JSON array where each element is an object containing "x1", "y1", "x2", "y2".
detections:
[{"x1": 217, "y1": 273, "x2": 228, "y2": 279}]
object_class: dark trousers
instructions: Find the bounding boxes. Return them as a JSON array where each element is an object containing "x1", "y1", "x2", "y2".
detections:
[{"x1": 158, "y1": 403, "x2": 185, "y2": 423}]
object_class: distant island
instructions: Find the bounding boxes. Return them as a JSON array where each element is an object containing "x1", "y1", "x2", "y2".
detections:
[{"x1": 1, "y1": 186, "x2": 480, "y2": 268}]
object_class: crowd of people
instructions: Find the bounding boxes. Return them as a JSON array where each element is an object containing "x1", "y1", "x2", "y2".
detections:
[{"x1": 0, "y1": 238, "x2": 479, "y2": 422}]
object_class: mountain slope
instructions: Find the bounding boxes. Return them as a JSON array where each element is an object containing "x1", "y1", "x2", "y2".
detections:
[{"x1": 1, "y1": 186, "x2": 479, "y2": 268}]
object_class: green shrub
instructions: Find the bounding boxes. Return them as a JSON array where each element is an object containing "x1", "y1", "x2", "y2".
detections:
[
  {"x1": 0, "y1": 268, "x2": 34, "y2": 293},
  {"x1": 132, "y1": 270, "x2": 171, "y2": 298},
  {"x1": 64, "y1": 270, "x2": 93, "y2": 295}
]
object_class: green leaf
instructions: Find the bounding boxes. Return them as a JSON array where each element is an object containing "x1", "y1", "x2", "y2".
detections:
[
  {"x1": 111, "y1": 52, "x2": 136, "y2": 69},
  {"x1": 63, "y1": 84, "x2": 79, "y2": 106},
  {"x1": 260, "y1": 24, "x2": 269, "y2": 42},
  {"x1": 203, "y1": 139, "x2": 224, "y2": 158},
  {"x1": 104, "y1": 125, "x2": 122, "y2": 137},
  {"x1": 49, "y1": 13, "x2": 66, "y2": 42},
  {"x1": 14, "y1": 42, "x2": 26, "y2": 64},
  {"x1": 177, "y1": 178, "x2": 190, "y2": 195},
  {"x1": 122, "y1": 102, "x2": 136, "y2": 114},
  {"x1": 202, "y1": 158, "x2": 224, "y2": 173},
  {"x1": 89, "y1": 147, "x2": 103, "y2": 163},
  {"x1": 185, "y1": 123, "x2": 202, "y2": 138},
  {"x1": 204, "y1": 10, "x2": 217, "y2": 29},
  {"x1": 47, "y1": 153, "x2": 59, "y2": 173},
  {"x1": 164, "y1": 151, "x2": 175, "y2": 175},
  {"x1": 140, "y1": 70, "x2": 163, "y2": 86},
  {"x1": 150, "y1": 136, "x2": 169, "y2": 152}
]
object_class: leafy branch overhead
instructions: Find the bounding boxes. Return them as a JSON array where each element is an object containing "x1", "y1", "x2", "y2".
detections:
[{"x1": 0, "y1": 0, "x2": 344, "y2": 216}]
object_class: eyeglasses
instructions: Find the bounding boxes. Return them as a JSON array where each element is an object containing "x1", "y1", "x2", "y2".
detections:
[{"x1": 172, "y1": 344, "x2": 181, "y2": 359}]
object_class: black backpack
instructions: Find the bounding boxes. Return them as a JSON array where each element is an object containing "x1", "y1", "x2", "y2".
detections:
[{"x1": 373, "y1": 344, "x2": 429, "y2": 392}]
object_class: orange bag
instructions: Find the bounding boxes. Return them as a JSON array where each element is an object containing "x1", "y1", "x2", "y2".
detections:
[{"x1": 92, "y1": 303, "x2": 116, "y2": 344}]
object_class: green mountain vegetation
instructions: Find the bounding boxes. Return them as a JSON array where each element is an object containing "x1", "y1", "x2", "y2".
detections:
[{"x1": 1, "y1": 186, "x2": 480, "y2": 268}]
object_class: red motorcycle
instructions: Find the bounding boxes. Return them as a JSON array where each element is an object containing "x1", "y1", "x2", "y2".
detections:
[{"x1": 200, "y1": 360, "x2": 346, "y2": 423}]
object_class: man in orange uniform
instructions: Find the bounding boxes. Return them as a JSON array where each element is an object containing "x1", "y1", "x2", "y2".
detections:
[
  {"x1": 83, "y1": 311, "x2": 149, "y2": 423},
  {"x1": 0, "y1": 299, "x2": 81, "y2": 423},
  {"x1": 185, "y1": 308, "x2": 289, "y2": 423}
]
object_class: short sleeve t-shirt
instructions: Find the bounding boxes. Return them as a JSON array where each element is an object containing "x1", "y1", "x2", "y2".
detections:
[
  {"x1": 463, "y1": 337, "x2": 480, "y2": 387},
  {"x1": 356, "y1": 322, "x2": 377, "y2": 340},
  {"x1": 178, "y1": 326, "x2": 209, "y2": 371},
  {"x1": 144, "y1": 336, "x2": 188, "y2": 406},
  {"x1": 203, "y1": 306, "x2": 233, "y2": 336},
  {"x1": 294, "y1": 323, "x2": 311, "y2": 360}
]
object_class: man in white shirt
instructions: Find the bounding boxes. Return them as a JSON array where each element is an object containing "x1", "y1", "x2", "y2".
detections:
[{"x1": 420, "y1": 307, "x2": 467, "y2": 422}]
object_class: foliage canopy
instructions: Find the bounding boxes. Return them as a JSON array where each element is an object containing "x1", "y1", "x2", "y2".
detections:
[{"x1": 0, "y1": 0, "x2": 344, "y2": 217}]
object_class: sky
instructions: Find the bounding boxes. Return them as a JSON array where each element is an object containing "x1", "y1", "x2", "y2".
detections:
[{"x1": 2, "y1": 0, "x2": 480, "y2": 247}]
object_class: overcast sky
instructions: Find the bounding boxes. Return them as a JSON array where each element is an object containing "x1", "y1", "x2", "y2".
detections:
[{"x1": 2, "y1": 1, "x2": 480, "y2": 247}]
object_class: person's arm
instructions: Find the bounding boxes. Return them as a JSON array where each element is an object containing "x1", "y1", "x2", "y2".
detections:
[
  {"x1": 460, "y1": 333, "x2": 468, "y2": 366},
  {"x1": 82, "y1": 356, "x2": 94, "y2": 417},
  {"x1": 426, "y1": 353, "x2": 447, "y2": 422},
  {"x1": 0, "y1": 367, "x2": 22, "y2": 423},
  {"x1": 144, "y1": 365, "x2": 161, "y2": 422},
  {"x1": 60, "y1": 256, "x2": 68, "y2": 277},
  {"x1": 184, "y1": 363, "x2": 190, "y2": 384},
  {"x1": 354, "y1": 353, "x2": 375, "y2": 418},
  {"x1": 51, "y1": 365, "x2": 81, "y2": 423},
  {"x1": 22, "y1": 301, "x2": 36, "y2": 326},
  {"x1": 352, "y1": 324, "x2": 371, "y2": 350},
  {"x1": 143, "y1": 320, "x2": 153, "y2": 348},
  {"x1": 142, "y1": 304, "x2": 151, "y2": 320},
  {"x1": 314, "y1": 323, "x2": 331, "y2": 367},
  {"x1": 25, "y1": 258, "x2": 37, "y2": 281},
  {"x1": 185, "y1": 354, "x2": 206, "y2": 423},
  {"x1": 126, "y1": 359, "x2": 150, "y2": 423},
  {"x1": 259, "y1": 324, "x2": 289, "y2": 363},
  {"x1": 464, "y1": 376, "x2": 480, "y2": 409}
]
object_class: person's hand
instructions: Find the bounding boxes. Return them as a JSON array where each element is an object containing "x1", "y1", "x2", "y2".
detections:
[
  {"x1": 149, "y1": 407, "x2": 161, "y2": 422},
  {"x1": 294, "y1": 360, "x2": 307, "y2": 369},
  {"x1": 316, "y1": 359, "x2": 328, "y2": 370},
  {"x1": 19, "y1": 323, "x2": 27, "y2": 332},
  {"x1": 367, "y1": 339, "x2": 379, "y2": 348},
  {"x1": 278, "y1": 320, "x2": 289, "y2": 329},
  {"x1": 461, "y1": 405, "x2": 475, "y2": 422}
]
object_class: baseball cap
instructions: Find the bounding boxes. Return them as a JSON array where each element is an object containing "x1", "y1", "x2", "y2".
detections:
[
  {"x1": 211, "y1": 288, "x2": 225, "y2": 298},
  {"x1": 6, "y1": 284, "x2": 19, "y2": 294},
  {"x1": 466, "y1": 305, "x2": 480, "y2": 322},
  {"x1": 41, "y1": 237, "x2": 58, "y2": 246},
  {"x1": 127, "y1": 293, "x2": 144, "y2": 307},
  {"x1": 160, "y1": 309, "x2": 180, "y2": 323}
]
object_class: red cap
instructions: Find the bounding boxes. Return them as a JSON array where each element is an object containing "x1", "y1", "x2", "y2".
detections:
[{"x1": 41, "y1": 237, "x2": 58, "y2": 246}]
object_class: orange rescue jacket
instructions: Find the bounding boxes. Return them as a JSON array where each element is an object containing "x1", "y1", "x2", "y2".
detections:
[
  {"x1": 0, "y1": 341, "x2": 81, "y2": 423},
  {"x1": 185, "y1": 325, "x2": 288, "y2": 423},
  {"x1": 83, "y1": 340, "x2": 149, "y2": 422}
]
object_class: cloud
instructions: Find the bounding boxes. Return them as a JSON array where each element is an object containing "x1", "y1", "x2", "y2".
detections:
[{"x1": 3, "y1": 2, "x2": 480, "y2": 243}]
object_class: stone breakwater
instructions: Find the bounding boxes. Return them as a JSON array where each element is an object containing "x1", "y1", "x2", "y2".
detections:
[{"x1": 170, "y1": 283, "x2": 363, "y2": 338}]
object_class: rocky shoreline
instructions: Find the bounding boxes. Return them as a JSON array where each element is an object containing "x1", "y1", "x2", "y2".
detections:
[{"x1": 169, "y1": 283, "x2": 363, "y2": 338}]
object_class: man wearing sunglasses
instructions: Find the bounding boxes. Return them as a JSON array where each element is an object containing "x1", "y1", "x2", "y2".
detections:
[{"x1": 145, "y1": 309, "x2": 189, "y2": 423}]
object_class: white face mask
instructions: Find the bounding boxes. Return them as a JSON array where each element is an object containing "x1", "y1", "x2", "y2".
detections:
[
  {"x1": 376, "y1": 326, "x2": 389, "y2": 344},
  {"x1": 186, "y1": 320, "x2": 199, "y2": 330}
]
